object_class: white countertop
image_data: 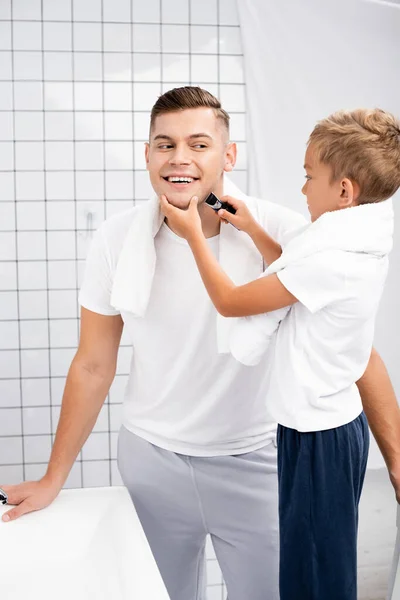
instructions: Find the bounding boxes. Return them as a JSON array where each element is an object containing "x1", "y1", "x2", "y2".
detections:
[{"x1": 0, "y1": 486, "x2": 170, "y2": 600}]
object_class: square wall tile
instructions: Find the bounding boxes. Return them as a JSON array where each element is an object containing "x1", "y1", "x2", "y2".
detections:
[
  {"x1": 133, "y1": 83, "x2": 161, "y2": 111},
  {"x1": 191, "y1": 26, "x2": 218, "y2": 54},
  {"x1": 17, "y1": 232, "x2": 46, "y2": 261},
  {"x1": 104, "y1": 23, "x2": 131, "y2": 52},
  {"x1": 0, "y1": 291, "x2": 18, "y2": 321},
  {"x1": 0, "y1": 348, "x2": 19, "y2": 378},
  {"x1": 0, "y1": 379, "x2": 21, "y2": 409},
  {"x1": 73, "y1": 0, "x2": 102, "y2": 21},
  {"x1": 0, "y1": 321, "x2": 19, "y2": 350},
  {"x1": 161, "y1": 0, "x2": 189, "y2": 24},
  {"x1": 48, "y1": 260, "x2": 77, "y2": 290},
  {"x1": 46, "y1": 172, "x2": 75, "y2": 201},
  {"x1": 18, "y1": 261, "x2": 47, "y2": 291},
  {"x1": 76, "y1": 172, "x2": 104, "y2": 201},
  {"x1": 0, "y1": 465, "x2": 24, "y2": 485},
  {"x1": 0, "y1": 22, "x2": 11, "y2": 50},
  {"x1": 0, "y1": 51, "x2": 12, "y2": 80},
  {"x1": 13, "y1": 51, "x2": 43, "y2": 80},
  {"x1": 190, "y1": 0, "x2": 218, "y2": 24},
  {"x1": 0, "y1": 83, "x2": 12, "y2": 110},
  {"x1": 0, "y1": 142, "x2": 14, "y2": 170},
  {"x1": 0, "y1": 412, "x2": 22, "y2": 438},
  {"x1": 0, "y1": 201, "x2": 15, "y2": 231},
  {"x1": 0, "y1": 262, "x2": 17, "y2": 291},
  {"x1": 104, "y1": 83, "x2": 132, "y2": 111},
  {"x1": 132, "y1": 0, "x2": 160, "y2": 22},
  {"x1": 16, "y1": 172, "x2": 45, "y2": 201},
  {"x1": 82, "y1": 460, "x2": 111, "y2": 487},
  {"x1": 73, "y1": 53, "x2": 102, "y2": 82},
  {"x1": 50, "y1": 319, "x2": 79, "y2": 348},
  {"x1": 45, "y1": 112, "x2": 74, "y2": 141},
  {"x1": 12, "y1": 22, "x2": 42, "y2": 51},
  {"x1": 20, "y1": 320, "x2": 49, "y2": 349},
  {"x1": 44, "y1": 82, "x2": 73, "y2": 111},
  {"x1": 0, "y1": 173, "x2": 15, "y2": 202},
  {"x1": 219, "y1": 26, "x2": 242, "y2": 54},
  {"x1": 0, "y1": 112, "x2": 13, "y2": 140},
  {"x1": 0, "y1": 438, "x2": 23, "y2": 472},
  {"x1": 103, "y1": 0, "x2": 131, "y2": 22},
  {"x1": 0, "y1": 232, "x2": 16, "y2": 261},
  {"x1": 23, "y1": 406, "x2": 52, "y2": 435},
  {"x1": 46, "y1": 201, "x2": 75, "y2": 230},
  {"x1": 104, "y1": 53, "x2": 132, "y2": 82},
  {"x1": 21, "y1": 349, "x2": 50, "y2": 378},
  {"x1": 161, "y1": 25, "x2": 189, "y2": 53},
  {"x1": 73, "y1": 23, "x2": 102, "y2": 51},
  {"x1": 13, "y1": 0, "x2": 41, "y2": 20},
  {"x1": 43, "y1": 0, "x2": 72, "y2": 20},
  {"x1": 43, "y1": 23, "x2": 72, "y2": 52},
  {"x1": 104, "y1": 112, "x2": 133, "y2": 140},
  {"x1": 191, "y1": 55, "x2": 218, "y2": 82},
  {"x1": 82, "y1": 432, "x2": 110, "y2": 460},
  {"x1": 16, "y1": 202, "x2": 46, "y2": 231},
  {"x1": 44, "y1": 52, "x2": 73, "y2": 80},
  {"x1": 19, "y1": 290, "x2": 48, "y2": 319},
  {"x1": 45, "y1": 142, "x2": 74, "y2": 170},
  {"x1": 74, "y1": 82, "x2": 103, "y2": 111},
  {"x1": 14, "y1": 82, "x2": 43, "y2": 110},
  {"x1": 49, "y1": 290, "x2": 78, "y2": 319},
  {"x1": 21, "y1": 377, "x2": 50, "y2": 407},
  {"x1": 16, "y1": 142, "x2": 44, "y2": 171},
  {"x1": 105, "y1": 141, "x2": 134, "y2": 170},
  {"x1": 76, "y1": 200, "x2": 105, "y2": 231},
  {"x1": 14, "y1": 112, "x2": 44, "y2": 141},
  {"x1": 24, "y1": 435, "x2": 52, "y2": 463},
  {"x1": 162, "y1": 54, "x2": 190, "y2": 82},
  {"x1": 219, "y1": 0, "x2": 239, "y2": 25},
  {"x1": 132, "y1": 24, "x2": 160, "y2": 52},
  {"x1": 133, "y1": 54, "x2": 161, "y2": 82}
]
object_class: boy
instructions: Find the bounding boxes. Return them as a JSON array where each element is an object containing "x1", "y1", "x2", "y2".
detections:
[{"x1": 160, "y1": 107, "x2": 400, "y2": 599}]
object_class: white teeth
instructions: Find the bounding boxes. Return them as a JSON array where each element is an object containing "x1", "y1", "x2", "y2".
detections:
[{"x1": 168, "y1": 177, "x2": 194, "y2": 183}]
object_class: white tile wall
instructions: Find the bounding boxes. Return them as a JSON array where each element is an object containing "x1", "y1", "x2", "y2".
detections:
[{"x1": 0, "y1": 1, "x2": 246, "y2": 597}]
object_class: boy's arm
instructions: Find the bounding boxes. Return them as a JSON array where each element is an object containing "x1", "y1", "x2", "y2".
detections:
[{"x1": 356, "y1": 347, "x2": 400, "y2": 503}]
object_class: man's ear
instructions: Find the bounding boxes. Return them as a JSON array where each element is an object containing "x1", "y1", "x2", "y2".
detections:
[
  {"x1": 145, "y1": 142, "x2": 150, "y2": 171},
  {"x1": 339, "y1": 177, "x2": 360, "y2": 208},
  {"x1": 224, "y1": 142, "x2": 237, "y2": 173}
]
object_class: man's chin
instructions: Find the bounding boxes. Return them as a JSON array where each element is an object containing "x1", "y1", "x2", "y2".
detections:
[{"x1": 163, "y1": 195, "x2": 192, "y2": 210}]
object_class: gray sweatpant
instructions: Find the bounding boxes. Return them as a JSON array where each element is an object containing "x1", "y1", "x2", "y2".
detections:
[{"x1": 117, "y1": 425, "x2": 279, "y2": 600}]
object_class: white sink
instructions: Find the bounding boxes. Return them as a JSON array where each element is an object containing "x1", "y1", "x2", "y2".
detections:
[{"x1": 0, "y1": 486, "x2": 170, "y2": 600}]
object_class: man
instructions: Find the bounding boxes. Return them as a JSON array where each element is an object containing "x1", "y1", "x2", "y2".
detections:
[{"x1": 1, "y1": 87, "x2": 399, "y2": 600}]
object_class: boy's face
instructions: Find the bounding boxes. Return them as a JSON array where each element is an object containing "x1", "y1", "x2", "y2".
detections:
[
  {"x1": 302, "y1": 144, "x2": 345, "y2": 222},
  {"x1": 145, "y1": 107, "x2": 236, "y2": 209}
]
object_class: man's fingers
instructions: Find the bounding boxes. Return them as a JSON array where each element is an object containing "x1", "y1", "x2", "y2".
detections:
[{"x1": 2, "y1": 500, "x2": 35, "y2": 522}]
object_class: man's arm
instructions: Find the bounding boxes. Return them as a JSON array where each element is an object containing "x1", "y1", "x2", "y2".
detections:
[
  {"x1": 356, "y1": 347, "x2": 400, "y2": 503},
  {"x1": 1, "y1": 308, "x2": 124, "y2": 521}
]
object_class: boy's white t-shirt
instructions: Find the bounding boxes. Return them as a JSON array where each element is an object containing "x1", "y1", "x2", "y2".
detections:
[
  {"x1": 266, "y1": 249, "x2": 389, "y2": 432},
  {"x1": 79, "y1": 198, "x2": 306, "y2": 456}
]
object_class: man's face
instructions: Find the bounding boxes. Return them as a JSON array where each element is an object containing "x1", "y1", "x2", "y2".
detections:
[{"x1": 145, "y1": 107, "x2": 236, "y2": 209}]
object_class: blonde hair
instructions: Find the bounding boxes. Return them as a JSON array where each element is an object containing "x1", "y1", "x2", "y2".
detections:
[
  {"x1": 308, "y1": 108, "x2": 400, "y2": 204},
  {"x1": 150, "y1": 86, "x2": 230, "y2": 134}
]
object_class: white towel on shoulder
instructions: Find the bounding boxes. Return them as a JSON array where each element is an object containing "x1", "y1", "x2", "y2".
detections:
[
  {"x1": 230, "y1": 199, "x2": 394, "y2": 366},
  {"x1": 109, "y1": 178, "x2": 265, "y2": 353}
]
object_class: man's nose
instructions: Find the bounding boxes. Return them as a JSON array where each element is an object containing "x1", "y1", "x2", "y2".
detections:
[{"x1": 169, "y1": 146, "x2": 191, "y2": 165}]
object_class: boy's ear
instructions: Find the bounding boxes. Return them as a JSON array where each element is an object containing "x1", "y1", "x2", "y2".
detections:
[{"x1": 339, "y1": 178, "x2": 360, "y2": 208}]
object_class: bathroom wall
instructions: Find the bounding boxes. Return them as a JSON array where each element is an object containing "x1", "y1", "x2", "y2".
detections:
[{"x1": 0, "y1": 0, "x2": 246, "y2": 597}]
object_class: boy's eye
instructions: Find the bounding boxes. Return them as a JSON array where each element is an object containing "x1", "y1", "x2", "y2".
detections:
[{"x1": 304, "y1": 175, "x2": 311, "y2": 181}]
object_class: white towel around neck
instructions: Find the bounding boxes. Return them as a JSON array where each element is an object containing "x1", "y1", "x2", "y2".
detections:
[
  {"x1": 109, "y1": 178, "x2": 265, "y2": 353},
  {"x1": 230, "y1": 199, "x2": 394, "y2": 366}
]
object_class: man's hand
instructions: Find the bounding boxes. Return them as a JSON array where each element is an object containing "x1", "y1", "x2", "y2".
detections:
[
  {"x1": 1, "y1": 477, "x2": 62, "y2": 522},
  {"x1": 217, "y1": 196, "x2": 258, "y2": 234},
  {"x1": 160, "y1": 195, "x2": 202, "y2": 241}
]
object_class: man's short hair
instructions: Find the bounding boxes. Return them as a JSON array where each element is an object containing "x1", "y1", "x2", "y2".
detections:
[
  {"x1": 308, "y1": 108, "x2": 400, "y2": 204},
  {"x1": 150, "y1": 86, "x2": 230, "y2": 134}
]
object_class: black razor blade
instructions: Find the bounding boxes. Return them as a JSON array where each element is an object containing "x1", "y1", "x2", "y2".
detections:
[{"x1": 205, "y1": 192, "x2": 236, "y2": 215}]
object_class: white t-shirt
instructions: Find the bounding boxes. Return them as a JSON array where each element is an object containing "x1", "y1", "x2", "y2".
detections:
[
  {"x1": 265, "y1": 249, "x2": 389, "y2": 432},
  {"x1": 79, "y1": 197, "x2": 306, "y2": 456}
]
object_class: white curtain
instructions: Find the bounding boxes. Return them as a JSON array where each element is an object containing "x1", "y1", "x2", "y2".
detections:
[{"x1": 237, "y1": 0, "x2": 400, "y2": 468}]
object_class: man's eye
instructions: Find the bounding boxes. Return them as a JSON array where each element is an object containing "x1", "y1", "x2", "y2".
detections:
[
  {"x1": 158, "y1": 145, "x2": 173, "y2": 149},
  {"x1": 193, "y1": 144, "x2": 207, "y2": 149}
]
